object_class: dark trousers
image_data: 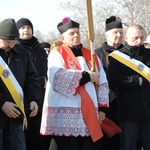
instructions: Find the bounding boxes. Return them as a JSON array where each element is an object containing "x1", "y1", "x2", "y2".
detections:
[
  {"x1": 98, "y1": 133, "x2": 120, "y2": 150},
  {"x1": 119, "y1": 120, "x2": 150, "y2": 150},
  {"x1": 54, "y1": 136, "x2": 103, "y2": 150},
  {"x1": 0, "y1": 124, "x2": 26, "y2": 150},
  {"x1": 100, "y1": 97, "x2": 120, "y2": 150},
  {"x1": 25, "y1": 112, "x2": 51, "y2": 150}
]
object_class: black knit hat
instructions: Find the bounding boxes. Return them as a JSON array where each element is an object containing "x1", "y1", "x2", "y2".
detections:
[
  {"x1": 57, "y1": 17, "x2": 79, "y2": 34},
  {"x1": 16, "y1": 18, "x2": 33, "y2": 34},
  {"x1": 0, "y1": 18, "x2": 19, "y2": 40},
  {"x1": 105, "y1": 16, "x2": 122, "y2": 32},
  {"x1": 40, "y1": 42, "x2": 51, "y2": 49}
]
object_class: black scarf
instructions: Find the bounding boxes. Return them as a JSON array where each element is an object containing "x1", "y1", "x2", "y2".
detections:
[
  {"x1": 69, "y1": 44, "x2": 83, "y2": 57},
  {"x1": 18, "y1": 36, "x2": 38, "y2": 47}
]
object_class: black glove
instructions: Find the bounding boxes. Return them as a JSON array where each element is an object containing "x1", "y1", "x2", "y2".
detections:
[
  {"x1": 125, "y1": 75, "x2": 142, "y2": 86},
  {"x1": 109, "y1": 90, "x2": 117, "y2": 103},
  {"x1": 79, "y1": 71, "x2": 90, "y2": 86}
]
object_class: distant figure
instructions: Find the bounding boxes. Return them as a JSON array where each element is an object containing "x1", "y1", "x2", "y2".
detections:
[
  {"x1": 41, "y1": 42, "x2": 51, "y2": 55},
  {"x1": 144, "y1": 35, "x2": 150, "y2": 48}
]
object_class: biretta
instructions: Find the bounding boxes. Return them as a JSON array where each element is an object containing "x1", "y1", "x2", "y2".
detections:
[
  {"x1": 105, "y1": 16, "x2": 122, "y2": 32},
  {"x1": 57, "y1": 17, "x2": 79, "y2": 34}
]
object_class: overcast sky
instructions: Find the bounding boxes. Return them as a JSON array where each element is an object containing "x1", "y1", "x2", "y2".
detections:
[{"x1": 0, "y1": 0, "x2": 68, "y2": 34}]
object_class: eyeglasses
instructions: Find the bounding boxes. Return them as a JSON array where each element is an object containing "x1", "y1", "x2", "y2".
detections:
[{"x1": 4, "y1": 40, "x2": 17, "y2": 46}]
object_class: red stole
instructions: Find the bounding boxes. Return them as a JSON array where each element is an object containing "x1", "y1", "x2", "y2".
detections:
[{"x1": 57, "y1": 44, "x2": 103, "y2": 142}]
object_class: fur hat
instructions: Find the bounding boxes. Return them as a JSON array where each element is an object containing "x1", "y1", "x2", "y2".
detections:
[
  {"x1": 105, "y1": 16, "x2": 122, "y2": 32},
  {"x1": 0, "y1": 18, "x2": 19, "y2": 40},
  {"x1": 40, "y1": 42, "x2": 51, "y2": 49},
  {"x1": 16, "y1": 18, "x2": 33, "y2": 34},
  {"x1": 57, "y1": 17, "x2": 79, "y2": 34}
]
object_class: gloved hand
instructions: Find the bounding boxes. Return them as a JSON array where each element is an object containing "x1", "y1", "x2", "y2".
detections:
[{"x1": 125, "y1": 75, "x2": 143, "y2": 86}]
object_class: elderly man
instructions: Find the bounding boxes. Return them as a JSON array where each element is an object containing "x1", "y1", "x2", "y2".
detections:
[
  {"x1": 40, "y1": 17, "x2": 109, "y2": 150},
  {"x1": 95, "y1": 16, "x2": 123, "y2": 73},
  {"x1": 108, "y1": 24, "x2": 150, "y2": 150},
  {"x1": 95, "y1": 16, "x2": 123, "y2": 150}
]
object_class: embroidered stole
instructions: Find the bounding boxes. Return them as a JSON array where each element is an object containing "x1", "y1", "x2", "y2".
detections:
[
  {"x1": 57, "y1": 44, "x2": 103, "y2": 142},
  {"x1": 0, "y1": 56, "x2": 27, "y2": 128},
  {"x1": 109, "y1": 51, "x2": 150, "y2": 82}
]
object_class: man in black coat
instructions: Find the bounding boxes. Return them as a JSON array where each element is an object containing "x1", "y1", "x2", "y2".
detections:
[
  {"x1": 0, "y1": 18, "x2": 40, "y2": 150},
  {"x1": 108, "y1": 24, "x2": 150, "y2": 150},
  {"x1": 95, "y1": 16, "x2": 123, "y2": 150},
  {"x1": 16, "y1": 18, "x2": 51, "y2": 150}
]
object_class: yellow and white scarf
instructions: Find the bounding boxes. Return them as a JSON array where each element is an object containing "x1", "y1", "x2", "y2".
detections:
[
  {"x1": 109, "y1": 51, "x2": 150, "y2": 82},
  {"x1": 0, "y1": 56, "x2": 27, "y2": 128}
]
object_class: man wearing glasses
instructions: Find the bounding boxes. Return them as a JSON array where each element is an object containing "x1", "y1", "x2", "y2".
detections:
[{"x1": 0, "y1": 18, "x2": 41, "y2": 150}]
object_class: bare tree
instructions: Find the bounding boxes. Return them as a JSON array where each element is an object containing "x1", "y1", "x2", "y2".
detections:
[
  {"x1": 35, "y1": 0, "x2": 150, "y2": 46},
  {"x1": 114, "y1": 0, "x2": 150, "y2": 35},
  {"x1": 34, "y1": 30, "x2": 44, "y2": 43},
  {"x1": 46, "y1": 31, "x2": 61, "y2": 45},
  {"x1": 58, "y1": 0, "x2": 123, "y2": 48}
]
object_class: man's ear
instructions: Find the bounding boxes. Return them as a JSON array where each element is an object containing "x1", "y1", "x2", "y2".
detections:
[{"x1": 105, "y1": 32, "x2": 108, "y2": 39}]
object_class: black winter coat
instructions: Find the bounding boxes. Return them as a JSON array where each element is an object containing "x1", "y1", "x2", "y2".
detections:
[
  {"x1": 108, "y1": 43, "x2": 150, "y2": 121},
  {"x1": 17, "y1": 37, "x2": 48, "y2": 112},
  {"x1": 95, "y1": 42, "x2": 124, "y2": 73},
  {"x1": 0, "y1": 44, "x2": 41, "y2": 129},
  {"x1": 95, "y1": 42, "x2": 124, "y2": 120}
]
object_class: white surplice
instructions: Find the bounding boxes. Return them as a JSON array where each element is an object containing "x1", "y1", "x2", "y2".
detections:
[{"x1": 40, "y1": 49, "x2": 109, "y2": 137}]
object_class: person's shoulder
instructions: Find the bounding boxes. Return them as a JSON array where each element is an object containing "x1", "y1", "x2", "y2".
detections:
[
  {"x1": 95, "y1": 47, "x2": 102, "y2": 51},
  {"x1": 82, "y1": 47, "x2": 91, "y2": 55},
  {"x1": 95, "y1": 47, "x2": 102, "y2": 53},
  {"x1": 95, "y1": 42, "x2": 108, "y2": 55},
  {"x1": 13, "y1": 43, "x2": 29, "y2": 54},
  {"x1": 38, "y1": 45, "x2": 48, "y2": 59},
  {"x1": 118, "y1": 45, "x2": 129, "y2": 55},
  {"x1": 83, "y1": 46, "x2": 90, "y2": 51}
]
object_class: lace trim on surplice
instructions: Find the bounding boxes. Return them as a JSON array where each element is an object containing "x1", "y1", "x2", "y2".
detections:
[
  {"x1": 40, "y1": 106, "x2": 90, "y2": 137},
  {"x1": 97, "y1": 82, "x2": 109, "y2": 106},
  {"x1": 53, "y1": 68, "x2": 82, "y2": 97}
]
